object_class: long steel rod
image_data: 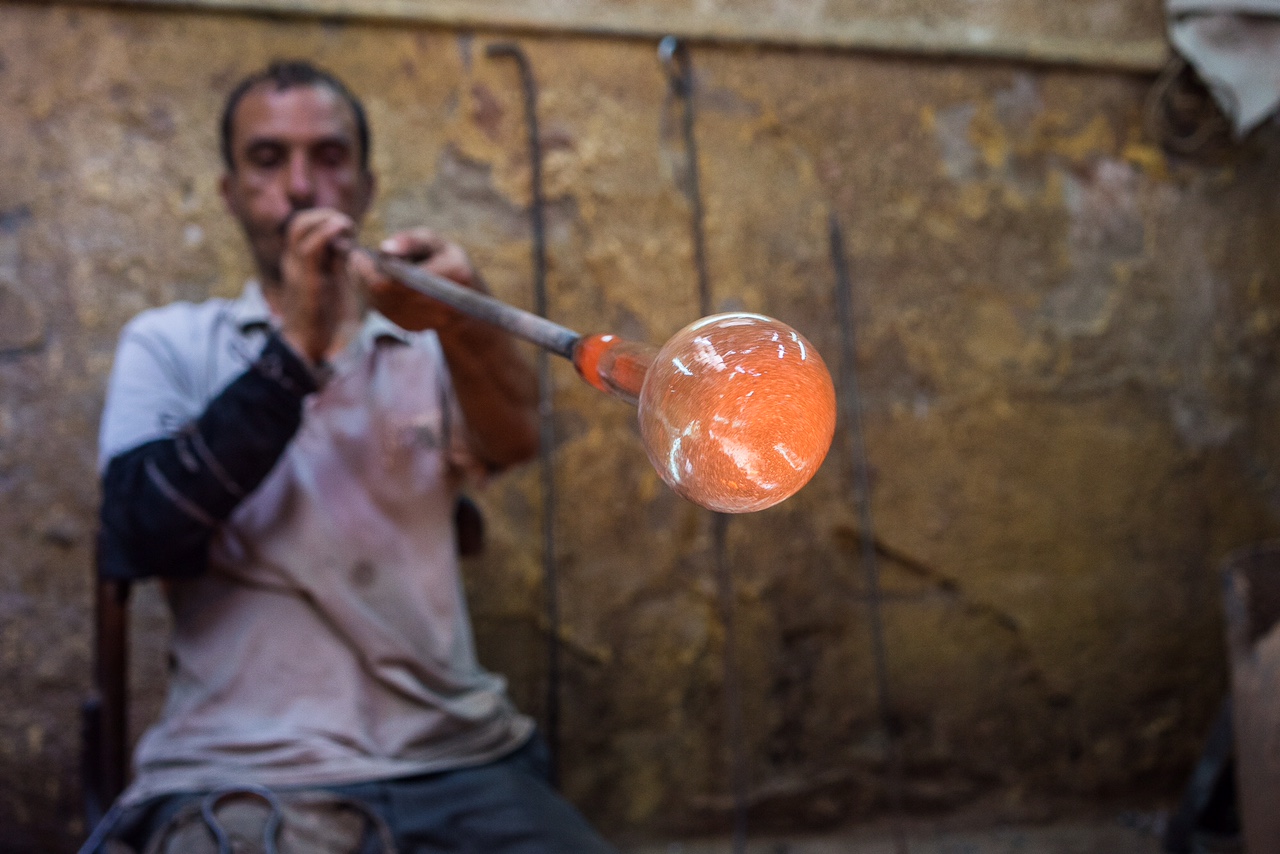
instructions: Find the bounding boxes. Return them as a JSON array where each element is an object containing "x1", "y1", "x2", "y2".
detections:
[
  {"x1": 371, "y1": 252, "x2": 581, "y2": 359},
  {"x1": 662, "y1": 35, "x2": 749, "y2": 854},
  {"x1": 661, "y1": 36, "x2": 712, "y2": 323},
  {"x1": 830, "y1": 210, "x2": 909, "y2": 854},
  {"x1": 486, "y1": 40, "x2": 564, "y2": 791}
]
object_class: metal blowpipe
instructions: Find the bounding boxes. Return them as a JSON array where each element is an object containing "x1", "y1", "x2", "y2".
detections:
[{"x1": 342, "y1": 242, "x2": 838, "y2": 513}]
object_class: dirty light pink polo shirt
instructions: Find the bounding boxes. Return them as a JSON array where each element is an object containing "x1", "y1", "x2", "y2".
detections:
[{"x1": 98, "y1": 282, "x2": 534, "y2": 805}]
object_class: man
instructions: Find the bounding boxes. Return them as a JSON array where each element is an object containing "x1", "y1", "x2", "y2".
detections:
[{"x1": 91, "y1": 60, "x2": 615, "y2": 852}]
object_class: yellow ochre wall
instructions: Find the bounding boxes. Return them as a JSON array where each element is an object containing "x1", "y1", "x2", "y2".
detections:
[{"x1": 3, "y1": 1, "x2": 1280, "y2": 850}]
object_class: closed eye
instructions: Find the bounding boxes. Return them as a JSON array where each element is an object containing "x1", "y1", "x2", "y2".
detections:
[
  {"x1": 244, "y1": 141, "x2": 286, "y2": 169},
  {"x1": 314, "y1": 140, "x2": 354, "y2": 168}
]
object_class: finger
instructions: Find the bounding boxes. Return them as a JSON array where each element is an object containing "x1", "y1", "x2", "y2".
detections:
[
  {"x1": 347, "y1": 249, "x2": 387, "y2": 291},
  {"x1": 295, "y1": 216, "x2": 356, "y2": 263},
  {"x1": 284, "y1": 208, "x2": 335, "y2": 246},
  {"x1": 422, "y1": 243, "x2": 475, "y2": 287},
  {"x1": 380, "y1": 228, "x2": 445, "y2": 261},
  {"x1": 287, "y1": 209, "x2": 353, "y2": 249}
]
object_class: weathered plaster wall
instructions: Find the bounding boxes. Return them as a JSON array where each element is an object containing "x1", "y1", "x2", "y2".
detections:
[{"x1": 3, "y1": 3, "x2": 1280, "y2": 851}]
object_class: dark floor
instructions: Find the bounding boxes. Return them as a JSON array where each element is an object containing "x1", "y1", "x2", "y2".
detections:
[{"x1": 625, "y1": 818, "x2": 1172, "y2": 853}]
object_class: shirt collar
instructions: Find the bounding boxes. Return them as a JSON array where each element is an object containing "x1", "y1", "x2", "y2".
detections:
[
  {"x1": 231, "y1": 280, "x2": 414, "y2": 348},
  {"x1": 229, "y1": 280, "x2": 273, "y2": 332}
]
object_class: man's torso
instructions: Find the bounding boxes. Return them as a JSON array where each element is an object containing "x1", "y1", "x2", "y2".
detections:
[{"x1": 99, "y1": 285, "x2": 532, "y2": 804}]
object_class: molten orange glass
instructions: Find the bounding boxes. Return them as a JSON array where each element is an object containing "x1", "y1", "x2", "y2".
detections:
[
  {"x1": 364, "y1": 250, "x2": 834, "y2": 511},
  {"x1": 575, "y1": 313, "x2": 837, "y2": 513}
]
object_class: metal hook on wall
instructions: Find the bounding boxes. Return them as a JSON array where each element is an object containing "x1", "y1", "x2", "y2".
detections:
[
  {"x1": 486, "y1": 40, "x2": 562, "y2": 789},
  {"x1": 829, "y1": 211, "x2": 909, "y2": 854},
  {"x1": 659, "y1": 35, "x2": 713, "y2": 319},
  {"x1": 659, "y1": 34, "x2": 750, "y2": 854}
]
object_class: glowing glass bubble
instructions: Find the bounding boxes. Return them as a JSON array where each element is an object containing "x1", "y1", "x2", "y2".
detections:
[{"x1": 636, "y1": 312, "x2": 837, "y2": 513}]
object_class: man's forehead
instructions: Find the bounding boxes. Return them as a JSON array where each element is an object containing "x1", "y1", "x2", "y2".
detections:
[{"x1": 231, "y1": 82, "x2": 359, "y2": 145}]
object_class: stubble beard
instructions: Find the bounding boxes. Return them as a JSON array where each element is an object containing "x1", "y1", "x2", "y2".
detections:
[{"x1": 245, "y1": 207, "x2": 306, "y2": 290}]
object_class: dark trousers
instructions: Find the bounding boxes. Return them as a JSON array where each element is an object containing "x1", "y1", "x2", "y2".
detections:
[{"x1": 106, "y1": 734, "x2": 617, "y2": 854}]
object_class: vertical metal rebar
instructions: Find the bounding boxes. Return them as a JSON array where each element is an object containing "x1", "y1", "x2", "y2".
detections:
[
  {"x1": 661, "y1": 35, "x2": 749, "y2": 853},
  {"x1": 830, "y1": 210, "x2": 909, "y2": 854},
  {"x1": 487, "y1": 42, "x2": 562, "y2": 788}
]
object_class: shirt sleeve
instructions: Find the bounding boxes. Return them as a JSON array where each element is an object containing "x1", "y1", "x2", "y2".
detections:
[
  {"x1": 425, "y1": 330, "x2": 488, "y2": 489},
  {"x1": 98, "y1": 328, "x2": 320, "y2": 580}
]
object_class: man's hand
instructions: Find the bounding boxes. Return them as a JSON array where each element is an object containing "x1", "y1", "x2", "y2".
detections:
[
  {"x1": 277, "y1": 209, "x2": 363, "y2": 365},
  {"x1": 351, "y1": 228, "x2": 481, "y2": 332},
  {"x1": 351, "y1": 227, "x2": 539, "y2": 471}
]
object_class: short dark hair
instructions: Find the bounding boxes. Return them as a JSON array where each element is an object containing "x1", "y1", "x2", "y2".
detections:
[{"x1": 219, "y1": 59, "x2": 371, "y2": 172}]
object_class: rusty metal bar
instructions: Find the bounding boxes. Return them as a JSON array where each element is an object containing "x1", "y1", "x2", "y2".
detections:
[
  {"x1": 485, "y1": 41, "x2": 565, "y2": 789},
  {"x1": 659, "y1": 36, "x2": 750, "y2": 851},
  {"x1": 92, "y1": 577, "x2": 131, "y2": 814}
]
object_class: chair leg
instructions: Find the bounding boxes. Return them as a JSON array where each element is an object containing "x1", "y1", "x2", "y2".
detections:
[
  {"x1": 86, "y1": 577, "x2": 130, "y2": 825},
  {"x1": 81, "y1": 695, "x2": 105, "y2": 828}
]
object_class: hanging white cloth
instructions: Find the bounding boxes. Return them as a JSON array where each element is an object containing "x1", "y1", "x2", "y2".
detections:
[{"x1": 1167, "y1": 0, "x2": 1280, "y2": 136}]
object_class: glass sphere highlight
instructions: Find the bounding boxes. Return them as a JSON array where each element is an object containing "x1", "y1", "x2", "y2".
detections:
[{"x1": 638, "y1": 312, "x2": 837, "y2": 513}]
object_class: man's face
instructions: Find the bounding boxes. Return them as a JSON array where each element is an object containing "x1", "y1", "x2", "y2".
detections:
[{"x1": 220, "y1": 82, "x2": 374, "y2": 285}]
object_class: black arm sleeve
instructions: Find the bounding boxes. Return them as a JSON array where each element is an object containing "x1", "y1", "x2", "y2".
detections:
[{"x1": 98, "y1": 334, "x2": 321, "y2": 580}]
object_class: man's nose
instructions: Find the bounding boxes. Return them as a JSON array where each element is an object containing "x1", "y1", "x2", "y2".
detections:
[{"x1": 286, "y1": 151, "x2": 316, "y2": 206}]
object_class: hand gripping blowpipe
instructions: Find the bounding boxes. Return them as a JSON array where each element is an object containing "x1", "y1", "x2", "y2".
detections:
[{"x1": 360, "y1": 247, "x2": 836, "y2": 513}]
